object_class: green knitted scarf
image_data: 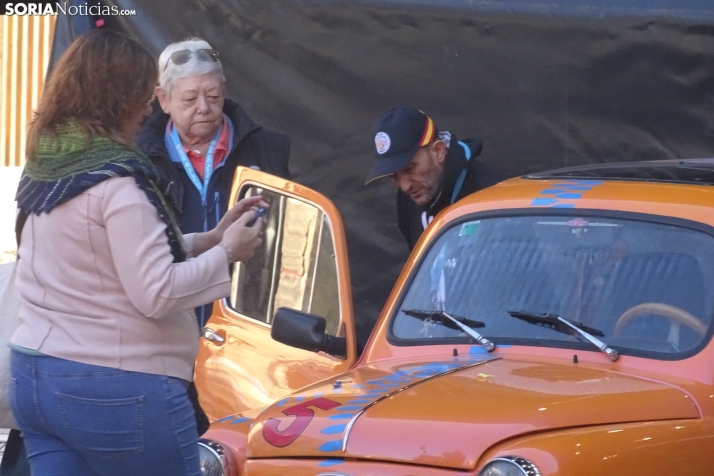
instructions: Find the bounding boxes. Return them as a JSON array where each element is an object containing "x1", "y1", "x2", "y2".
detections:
[{"x1": 17, "y1": 124, "x2": 186, "y2": 262}]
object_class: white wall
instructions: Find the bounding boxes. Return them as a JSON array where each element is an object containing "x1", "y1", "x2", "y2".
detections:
[{"x1": 0, "y1": 168, "x2": 22, "y2": 263}]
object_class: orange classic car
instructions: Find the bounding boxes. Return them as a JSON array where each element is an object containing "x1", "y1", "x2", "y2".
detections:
[{"x1": 195, "y1": 160, "x2": 714, "y2": 475}]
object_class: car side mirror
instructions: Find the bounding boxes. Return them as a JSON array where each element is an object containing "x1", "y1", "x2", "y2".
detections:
[{"x1": 272, "y1": 307, "x2": 347, "y2": 358}]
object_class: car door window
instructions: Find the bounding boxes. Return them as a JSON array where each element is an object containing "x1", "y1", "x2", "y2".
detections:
[{"x1": 228, "y1": 186, "x2": 341, "y2": 335}]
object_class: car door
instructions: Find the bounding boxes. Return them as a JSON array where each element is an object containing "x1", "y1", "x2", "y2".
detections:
[{"x1": 195, "y1": 167, "x2": 357, "y2": 421}]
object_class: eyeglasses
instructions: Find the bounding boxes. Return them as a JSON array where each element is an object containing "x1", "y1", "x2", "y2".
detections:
[{"x1": 163, "y1": 48, "x2": 220, "y2": 72}]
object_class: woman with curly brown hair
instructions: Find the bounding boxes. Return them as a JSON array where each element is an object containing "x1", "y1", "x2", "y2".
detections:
[{"x1": 8, "y1": 29, "x2": 265, "y2": 476}]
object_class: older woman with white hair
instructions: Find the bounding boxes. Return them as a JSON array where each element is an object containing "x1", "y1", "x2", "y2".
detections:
[{"x1": 137, "y1": 38, "x2": 290, "y2": 327}]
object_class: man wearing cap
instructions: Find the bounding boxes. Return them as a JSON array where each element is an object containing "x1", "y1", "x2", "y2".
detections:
[{"x1": 366, "y1": 106, "x2": 503, "y2": 250}]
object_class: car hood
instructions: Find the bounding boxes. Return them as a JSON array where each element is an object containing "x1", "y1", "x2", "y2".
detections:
[{"x1": 246, "y1": 355, "x2": 699, "y2": 470}]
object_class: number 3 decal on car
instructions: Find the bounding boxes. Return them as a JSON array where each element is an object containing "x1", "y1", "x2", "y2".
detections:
[{"x1": 263, "y1": 397, "x2": 342, "y2": 447}]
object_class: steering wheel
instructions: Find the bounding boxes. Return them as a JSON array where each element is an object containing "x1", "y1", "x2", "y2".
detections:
[{"x1": 614, "y1": 302, "x2": 707, "y2": 337}]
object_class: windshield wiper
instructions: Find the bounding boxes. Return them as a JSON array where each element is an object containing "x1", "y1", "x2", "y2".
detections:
[
  {"x1": 402, "y1": 309, "x2": 495, "y2": 351},
  {"x1": 507, "y1": 310, "x2": 619, "y2": 362}
]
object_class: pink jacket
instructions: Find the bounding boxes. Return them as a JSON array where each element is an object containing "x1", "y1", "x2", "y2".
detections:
[{"x1": 11, "y1": 176, "x2": 230, "y2": 381}]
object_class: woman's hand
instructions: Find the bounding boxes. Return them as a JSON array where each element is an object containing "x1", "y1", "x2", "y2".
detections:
[
  {"x1": 206, "y1": 195, "x2": 268, "y2": 247},
  {"x1": 220, "y1": 209, "x2": 265, "y2": 262}
]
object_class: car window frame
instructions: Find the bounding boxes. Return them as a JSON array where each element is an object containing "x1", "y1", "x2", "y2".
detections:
[{"x1": 221, "y1": 178, "x2": 346, "y2": 336}]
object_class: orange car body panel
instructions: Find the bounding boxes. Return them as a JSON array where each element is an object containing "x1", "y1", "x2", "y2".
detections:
[
  {"x1": 245, "y1": 356, "x2": 698, "y2": 468},
  {"x1": 200, "y1": 170, "x2": 714, "y2": 474}
]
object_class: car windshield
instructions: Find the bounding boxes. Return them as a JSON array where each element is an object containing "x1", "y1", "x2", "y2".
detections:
[{"x1": 392, "y1": 214, "x2": 714, "y2": 358}]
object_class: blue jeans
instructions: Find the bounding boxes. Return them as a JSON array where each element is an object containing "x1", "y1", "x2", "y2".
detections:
[{"x1": 9, "y1": 351, "x2": 201, "y2": 476}]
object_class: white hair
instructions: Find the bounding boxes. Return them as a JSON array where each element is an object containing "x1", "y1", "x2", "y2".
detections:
[{"x1": 158, "y1": 38, "x2": 225, "y2": 94}]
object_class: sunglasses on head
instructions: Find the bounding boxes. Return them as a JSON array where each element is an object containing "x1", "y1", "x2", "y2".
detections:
[{"x1": 163, "y1": 48, "x2": 220, "y2": 71}]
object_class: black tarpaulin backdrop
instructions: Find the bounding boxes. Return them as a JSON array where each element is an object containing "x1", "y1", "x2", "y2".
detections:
[{"x1": 52, "y1": 0, "x2": 714, "y2": 344}]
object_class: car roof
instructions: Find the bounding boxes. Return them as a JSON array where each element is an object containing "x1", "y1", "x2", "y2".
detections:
[
  {"x1": 525, "y1": 158, "x2": 714, "y2": 186},
  {"x1": 439, "y1": 159, "x2": 714, "y2": 229}
]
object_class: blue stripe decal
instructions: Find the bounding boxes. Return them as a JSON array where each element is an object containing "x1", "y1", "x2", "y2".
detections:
[
  {"x1": 318, "y1": 440, "x2": 343, "y2": 452},
  {"x1": 321, "y1": 424, "x2": 347, "y2": 435},
  {"x1": 531, "y1": 180, "x2": 603, "y2": 208},
  {"x1": 469, "y1": 344, "x2": 510, "y2": 354},
  {"x1": 215, "y1": 415, "x2": 233, "y2": 423},
  {"x1": 327, "y1": 413, "x2": 356, "y2": 420},
  {"x1": 367, "y1": 382, "x2": 401, "y2": 387},
  {"x1": 468, "y1": 346, "x2": 490, "y2": 354},
  {"x1": 318, "y1": 459, "x2": 344, "y2": 467},
  {"x1": 231, "y1": 417, "x2": 250, "y2": 424},
  {"x1": 531, "y1": 198, "x2": 558, "y2": 206},
  {"x1": 275, "y1": 398, "x2": 288, "y2": 408}
]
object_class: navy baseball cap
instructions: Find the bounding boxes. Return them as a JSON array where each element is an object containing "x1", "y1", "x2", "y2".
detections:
[{"x1": 365, "y1": 106, "x2": 438, "y2": 184}]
